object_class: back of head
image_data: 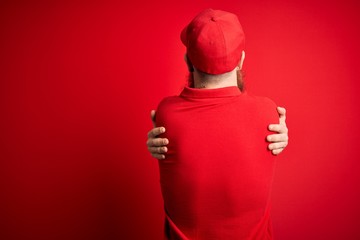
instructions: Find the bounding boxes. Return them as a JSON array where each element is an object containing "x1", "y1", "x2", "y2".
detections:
[{"x1": 181, "y1": 9, "x2": 245, "y2": 75}]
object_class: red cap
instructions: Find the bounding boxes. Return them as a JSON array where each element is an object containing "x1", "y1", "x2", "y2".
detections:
[{"x1": 181, "y1": 9, "x2": 245, "y2": 75}]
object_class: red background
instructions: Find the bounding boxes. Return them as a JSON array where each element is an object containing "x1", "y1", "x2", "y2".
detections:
[{"x1": 1, "y1": 0, "x2": 360, "y2": 239}]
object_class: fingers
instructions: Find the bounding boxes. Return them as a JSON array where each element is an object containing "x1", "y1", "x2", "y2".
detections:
[
  {"x1": 147, "y1": 137, "x2": 169, "y2": 160},
  {"x1": 268, "y1": 106, "x2": 288, "y2": 156},
  {"x1": 148, "y1": 145, "x2": 168, "y2": 159},
  {"x1": 277, "y1": 106, "x2": 286, "y2": 125},
  {"x1": 148, "y1": 146, "x2": 168, "y2": 154},
  {"x1": 268, "y1": 141, "x2": 288, "y2": 151},
  {"x1": 150, "y1": 110, "x2": 156, "y2": 127},
  {"x1": 266, "y1": 133, "x2": 288, "y2": 143},
  {"x1": 147, "y1": 124, "x2": 168, "y2": 160},
  {"x1": 151, "y1": 153, "x2": 166, "y2": 160},
  {"x1": 147, "y1": 126, "x2": 166, "y2": 138},
  {"x1": 147, "y1": 137, "x2": 169, "y2": 148},
  {"x1": 271, "y1": 148, "x2": 284, "y2": 155},
  {"x1": 267, "y1": 133, "x2": 288, "y2": 155},
  {"x1": 268, "y1": 123, "x2": 288, "y2": 134},
  {"x1": 277, "y1": 106, "x2": 286, "y2": 115},
  {"x1": 147, "y1": 140, "x2": 168, "y2": 160}
]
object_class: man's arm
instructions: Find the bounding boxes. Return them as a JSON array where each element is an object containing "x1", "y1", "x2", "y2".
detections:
[{"x1": 147, "y1": 107, "x2": 289, "y2": 159}]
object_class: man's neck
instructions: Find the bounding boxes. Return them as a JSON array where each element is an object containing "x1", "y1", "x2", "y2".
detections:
[{"x1": 193, "y1": 69, "x2": 238, "y2": 89}]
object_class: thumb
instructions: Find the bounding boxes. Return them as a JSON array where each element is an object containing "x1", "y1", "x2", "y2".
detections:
[
  {"x1": 150, "y1": 110, "x2": 156, "y2": 127},
  {"x1": 277, "y1": 106, "x2": 286, "y2": 125}
]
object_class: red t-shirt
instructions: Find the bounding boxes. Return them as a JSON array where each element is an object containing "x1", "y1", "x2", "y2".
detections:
[{"x1": 156, "y1": 86, "x2": 278, "y2": 240}]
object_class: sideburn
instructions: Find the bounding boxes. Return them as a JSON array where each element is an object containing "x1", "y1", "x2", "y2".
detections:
[{"x1": 237, "y1": 70, "x2": 245, "y2": 92}]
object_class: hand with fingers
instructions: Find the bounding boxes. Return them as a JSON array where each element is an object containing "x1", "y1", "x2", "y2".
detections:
[
  {"x1": 146, "y1": 110, "x2": 169, "y2": 160},
  {"x1": 147, "y1": 107, "x2": 289, "y2": 159},
  {"x1": 266, "y1": 106, "x2": 289, "y2": 155}
]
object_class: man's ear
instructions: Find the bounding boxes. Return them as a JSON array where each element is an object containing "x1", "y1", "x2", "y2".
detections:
[
  {"x1": 184, "y1": 54, "x2": 194, "y2": 72},
  {"x1": 239, "y1": 51, "x2": 245, "y2": 70}
]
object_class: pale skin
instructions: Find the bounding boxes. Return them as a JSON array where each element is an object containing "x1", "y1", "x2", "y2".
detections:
[{"x1": 147, "y1": 51, "x2": 289, "y2": 159}]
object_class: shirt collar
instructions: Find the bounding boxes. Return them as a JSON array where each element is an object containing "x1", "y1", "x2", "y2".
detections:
[{"x1": 180, "y1": 86, "x2": 242, "y2": 99}]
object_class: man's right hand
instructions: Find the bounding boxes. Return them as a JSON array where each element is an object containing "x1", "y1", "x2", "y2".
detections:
[{"x1": 146, "y1": 110, "x2": 169, "y2": 159}]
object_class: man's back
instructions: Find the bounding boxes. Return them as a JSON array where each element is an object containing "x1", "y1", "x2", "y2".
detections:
[{"x1": 156, "y1": 86, "x2": 278, "y2": 240}]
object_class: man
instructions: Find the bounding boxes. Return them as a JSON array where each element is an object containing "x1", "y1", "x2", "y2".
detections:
[
  {"x1": 147, "y1": 20, "x2": 288, "y2": 159},
  {"x1": 149, "y1": 9, "x2": 288, "y2": 239}
]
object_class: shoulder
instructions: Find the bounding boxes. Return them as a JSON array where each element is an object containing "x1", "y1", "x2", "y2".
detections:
[
  {"x1": 157, "y1": 95, "x2": 181, "y2": 111},
  {"x1": 155, "y1": 95, "x2": 183, "y2": 125},
  {"x1": 243, "y1": 92, "x2": 277, "y2": 107},
  {"x1": 243, "y1": 93, "x2": 278, "y2": 121},
  {"x1": 254, "y1": 95, "x2": 277, "y2": 110}
]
